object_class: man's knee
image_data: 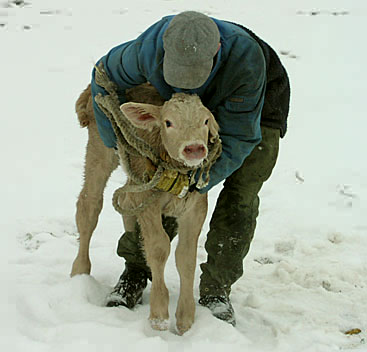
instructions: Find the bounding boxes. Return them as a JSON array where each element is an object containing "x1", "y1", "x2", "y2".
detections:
[{"x1": 227, "y1": 126, "x2": 280, "y2": 189}]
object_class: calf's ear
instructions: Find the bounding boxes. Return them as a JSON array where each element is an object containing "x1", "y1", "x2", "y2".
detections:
[{"x1": 120, "y1": 102, "x2": 161, "y2": 130}]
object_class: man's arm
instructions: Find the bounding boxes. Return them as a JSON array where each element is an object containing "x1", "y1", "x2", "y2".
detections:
[{"x1": 198, "y1": 43, "x2": 266, "y2": 192}]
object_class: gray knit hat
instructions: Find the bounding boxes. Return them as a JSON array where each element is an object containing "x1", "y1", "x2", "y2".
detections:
[{"x1": 163, "y1": 11, "x2": 220, "y2": 89}]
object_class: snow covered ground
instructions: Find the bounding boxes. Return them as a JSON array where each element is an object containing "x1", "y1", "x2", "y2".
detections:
[{"x1": 3, "y1": 0, "x2": 366, "y2": 351}]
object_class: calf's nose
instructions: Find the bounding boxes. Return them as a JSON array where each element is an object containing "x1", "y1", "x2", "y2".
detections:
[{"x1": 182, "y1": 144, "x2": 207, "y2": 160}]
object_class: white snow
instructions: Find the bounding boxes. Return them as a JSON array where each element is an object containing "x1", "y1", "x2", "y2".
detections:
[{"x1": 3, "y1": 0, "x2": 367, "y2": 351}]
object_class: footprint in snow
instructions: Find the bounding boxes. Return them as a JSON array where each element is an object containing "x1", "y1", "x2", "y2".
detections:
[
  {"x1": 296, "y1": 10, "x2": 350, "y2": 16},
  {"x1": 279, "y1": 50, "x2": 299, "y2": 59}
]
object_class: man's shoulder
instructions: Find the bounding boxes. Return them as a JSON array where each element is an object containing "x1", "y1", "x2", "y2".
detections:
[
  {"x1": 210, "y1": 21, "x2": 266, "y2": 94},
  {"x1": 135, "y1": 16, "x2": 172, "y2": 43},
  {"x1": 214, "y1": 19, "x2": 261, "y2": 57},
  {"x1": 214, "y1": 19, "x2": 252, "y2": 40}
]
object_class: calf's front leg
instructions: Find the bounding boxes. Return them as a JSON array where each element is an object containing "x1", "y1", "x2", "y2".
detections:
[
  {"x1": 137, "y1": 205, "x2": 171, "y2": 330},
  {"x1": 175, "y1": 193, "x2": 208, "y2": 334}
]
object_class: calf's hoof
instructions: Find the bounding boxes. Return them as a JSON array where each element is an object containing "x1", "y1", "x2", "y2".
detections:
[
  {"x1": 175, "y1": 301, "x2": 195, "y2": 335},
  {"x1": 149, "y1": 318, "x2": 169, "y2": 331},
  {"x1": 176, "y1": 321, "x2": 193, "y2": 335},
  {"x1": 70, "y1": 258, "x2": 91, "y2": 277}
]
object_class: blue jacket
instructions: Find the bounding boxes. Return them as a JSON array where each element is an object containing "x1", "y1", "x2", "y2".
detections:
[{"x1": 91, "y1": 15, "x2": 266, "y2": 192}]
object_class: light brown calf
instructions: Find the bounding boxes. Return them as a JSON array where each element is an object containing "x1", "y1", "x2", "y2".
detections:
[{"x1": 71, "y1": 83, "x2": 219, "y2": 334}]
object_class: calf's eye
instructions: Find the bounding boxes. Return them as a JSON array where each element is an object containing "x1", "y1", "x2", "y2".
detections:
[
  {"x1": 165, "y1": 120, "x2": 172, "y2": 128},
  {"x1": 205, "y1": 119, "x2": 209, "y2": 125}
]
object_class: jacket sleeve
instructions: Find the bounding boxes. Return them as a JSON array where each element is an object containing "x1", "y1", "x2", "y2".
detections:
[
  {"x1": 198, "y1": 45, "x2": 266, "y2": 193},
  {"x1": 91, "y1": 41, "x2": 146, "y2": 148}
]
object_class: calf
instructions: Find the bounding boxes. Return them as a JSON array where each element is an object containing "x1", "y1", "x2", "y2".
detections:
[{"x1": 71, "y1": 83, "x2": 219, "y2": 334}]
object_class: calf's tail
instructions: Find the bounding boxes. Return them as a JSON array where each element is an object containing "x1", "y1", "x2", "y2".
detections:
[{"x1": 75, "y1": 84, "x2": 93, "y2": 128}]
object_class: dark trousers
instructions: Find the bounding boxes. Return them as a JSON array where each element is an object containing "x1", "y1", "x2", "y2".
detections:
[
  {"x1": 199, "y1": 126, "x2": 279, "y2": 296},
  {"x1": 116, "y1": 125, "x2": 280, "y2": 296}
]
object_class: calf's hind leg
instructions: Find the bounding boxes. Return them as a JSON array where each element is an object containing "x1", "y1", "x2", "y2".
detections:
[{"x1": 71, "y1": 123, "x2": 118, "y2": 276}]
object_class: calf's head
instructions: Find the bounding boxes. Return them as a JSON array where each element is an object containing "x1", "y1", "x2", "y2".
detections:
[{"x1": 120, "y1": 93, "x2": 219, "y2": 167}]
